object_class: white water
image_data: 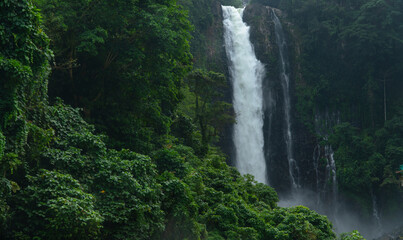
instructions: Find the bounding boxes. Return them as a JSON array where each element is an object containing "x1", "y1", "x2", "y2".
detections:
[
  {"x1": 313, "y1": 113, "x2": 339, "y2": 215},
  {"x1": 222, "y1": 6, "x2": 267, "y2": 184},
  {"x1": 221, "y1": 6, "x2": 393, "y2": 239},
  {"x1": 325, "y1": 144, "x2": 338, "y2": 220},
  {"x1": 327, "y1": 146, "x2": 337, "y2": 202},
  {"x1": 271, "y1": 9, "x2": 299, "y2": 188},
  {"x1": 312, "y1": 144, "x2": 321, "y2": 204},
  {"x1": 371, "y1": 191, "x2": 383, "y2": 232}
]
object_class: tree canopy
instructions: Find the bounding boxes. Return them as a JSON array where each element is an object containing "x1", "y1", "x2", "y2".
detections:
[{"x1": 0, "y1": 0, "x2": 341, "y2": 239}]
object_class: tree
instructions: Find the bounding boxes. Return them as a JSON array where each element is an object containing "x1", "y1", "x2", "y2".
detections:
[
  {"x1": 0, "y1": 0, "x2": 52, "y2": 234},
  {"x1": 186, "y1": 69, "x2": 234, "y2": 152},
  {"x1": 339, "y1": 230, "x2": 365, "y2": 240},
  {"x1": 35, "y1": 0, "x2": 193, "y2": 153},
  {"x1": 36, "y1": 102, "x2": 166, "y2": 240},
  {"x1": 10, "y1": 170, "x2": 102, "y2": 240}
]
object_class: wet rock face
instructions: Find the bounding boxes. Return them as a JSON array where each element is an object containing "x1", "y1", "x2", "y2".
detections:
[
  {"x1": 243, "y1": 4, "x2": 317, "y2": 195},
  {"x1": 243, "y1": 4, "x2": 289, "y2": 194},
  {"x1": 243, "y1": 5, "x2": 276, "y2": 68},
  {"x1": 205, "y1": 1, "x2": 228, "y2": 74}
]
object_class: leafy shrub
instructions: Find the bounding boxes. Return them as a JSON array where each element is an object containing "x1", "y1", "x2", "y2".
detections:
[
  {"x1": 92, "y1": 150, "x2": 164, "y2": 240},
  {"x1": 158, "y1": 172, "x2": 204, "y2": 240},
  {"x1": 267, "y1": 206, "x2": 336, "y2": 240},
  {"x1": 11, "y1": 170, "x2": 102, "y2": 240},
  {"x1": 152, "y1": 148, "x2": 188, "y2": 178},
  {"x1": 339, "y1": 230, "x2": 365, "y2": 240}
]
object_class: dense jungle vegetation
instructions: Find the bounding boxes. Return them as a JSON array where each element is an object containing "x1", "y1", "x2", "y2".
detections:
[
  {"x1": 0, "y1": 0, "x2": 338, "y2": 239},
  {"x1": 276, "y1": 0, "x2": 403, "y2": 222},
  {"x1": 0, "y1": 0, "x2": 401, "y2": 239}
]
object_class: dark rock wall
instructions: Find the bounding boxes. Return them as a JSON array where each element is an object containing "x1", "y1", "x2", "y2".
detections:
[
  {"x1": 244, "y1": 4, "x2": 289, "y2": 194},
  {"x1": 207, "y1": 2, "x2": 235, "y2": 161},
  {"x1": 195, "y1": 1, "x2": 228, "y2": 75},
  {"x1": 243, "y1": 3, "x2": 318, "y2": 195}
]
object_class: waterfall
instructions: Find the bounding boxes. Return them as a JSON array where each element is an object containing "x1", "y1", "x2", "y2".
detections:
[
  {"x1": 271, "y1": 9, "x2": 299, "y2": 188},
  {"x1": 222, "y1": 6, "x2": 267, "y2": 184},
  {"x1": 313, "y1": 144, "x2": 321, "y2": 204},
  {"x1": 371, "y1": 191, "x2": 382, "y2": 233},
  {"x1": 312, "y1": 112, "x2": 343, "y2": 231},
  {"x1": 314, "y1": 112, "x2": 339, "y2": 204},
  {"x1": 221, "y1": 6, "x2": 390, "y2": 238},
  {"x1": 325, "y1": 144, "x2": 338, "y2": 218}
]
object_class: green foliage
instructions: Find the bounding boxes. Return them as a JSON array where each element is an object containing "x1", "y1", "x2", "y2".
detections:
[
  {"x1": 252, "y1": 182, "x2": 279, "y2": 209},
  {"x1": 0, "y1": 131, "x2": 4, "y2": 162},
  {"x1": 330, "y1": 123, "x2": 374, "y2": 194},
  {"x1": 0, "y1": 132, "x2": 20, "y2": 178},
  {"x1": 35, "y1": 0, "x2": 193, "y2": 153},
  {"x1": 90, "y1": 150, "x2": 164, "y2": 240},
  {"x1": 285, "y1": 0, "x2": 403, "y2": 128},
  {"x1": 328, "y1": 117, "x2": 403, "y2": 217},
  {"x1": 0, "y1": 0, "x2": 348, "y2": 239},
  {"x1": 158, "y1": 172, "x2": 203, "y2": 240},
  {"x1": 152, "y1": 148, "x2": 188, "y2": 178},
  {"x1": 37, "y1": 101, "x2": 165, "y2": 240},
  {"x1": 220, "y1": 0, "x2": 243, "y2": 7},
  {"x1": 171, "y1": 113, "x2": 205, "y2": 155},
  {"x1": 279, "y1": 0, "x2": 403, "y2": 222},
  {"x1": 193, "y1": 156, "x2": 332, "y2": 240},
  {"x1": 1, "y1": 94, "x2": 165, "y2": 239},
  {"x1": 0, "y1": 130, "x2": 9, "y2": 229},
  {"x1": 0, "y1": 0, "x2": 51, "y2": 157},
  {"x1": 149, "y1": 143, "x2": 334, "y2": 240},
  {"x1": 339, "y1": 230, "x2": 365, "y2": 240},
  {"x1": 11, "y1": 170, "x2": 102, "y2": 240},
  {"x1": 184, "y1": 69, "x2": 234, "y2": 153},
  {"x1": 0, "y1": 0, "x2": 52, "y2": 236},
  {"x1": 0, "y1": 0, "x2": 51, "y2": 127},
  {"x1": 268, "y1": 206, "x2": 336, "y2": 240}
]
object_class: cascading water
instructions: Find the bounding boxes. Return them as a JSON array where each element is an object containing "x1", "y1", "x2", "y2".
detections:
[
  {"x1": 324, "y1": 144, "x2": 338, "y2": 219},
  {"x1": 313, "y1": 113, "x2": 339, "y2": 223},
  {"x1": 314, "y1": 113, "x2": 339, "y2": 208},
  {"x1": 313, "y1": 144, "x2": 321, "y2": 204},
  {"x1": 221, "y1": 5, "x2": 393, "y2": 238},
  {"x1": 271, "y1": 9, "x2": 299, "y2": 188},
  {"x1": 371, "y1": 191, "x2": 383, "y2": 232},
  {"x1": 222, "y1": 6, "x2": 267, "y2": 184}
]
